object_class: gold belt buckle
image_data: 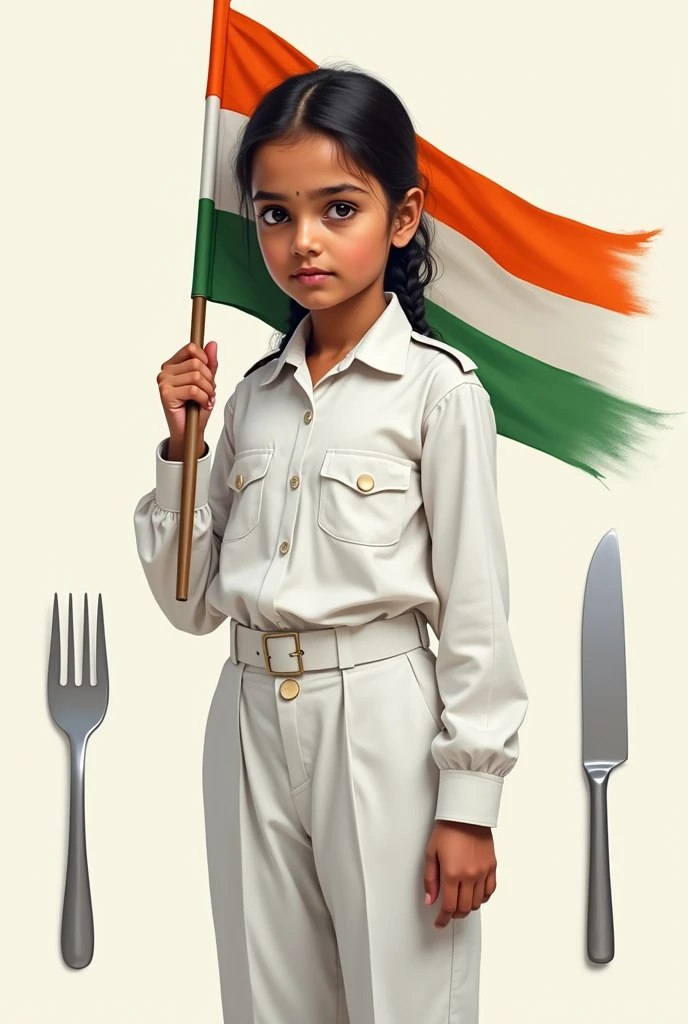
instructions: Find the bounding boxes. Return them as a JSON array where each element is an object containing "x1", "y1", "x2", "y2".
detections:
[{"x1": 261, "y1": 631, "x2": 304, "y2": 676}]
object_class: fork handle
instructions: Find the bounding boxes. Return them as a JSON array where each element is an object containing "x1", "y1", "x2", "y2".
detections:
[{"x1": 61, "y1": 738, "x2": 94, "y2": 969}]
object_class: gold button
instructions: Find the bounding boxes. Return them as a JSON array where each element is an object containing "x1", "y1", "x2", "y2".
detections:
[
  {"x1": 235, "y1": 474, "x2": 244, "y2": 489},
  {"x1": 279, "y1": 679, "x2": 300, "y2": 700},
  {"x1": 290, "y1": 475, "x2": 300, "y2": 489},
  {"x1": 357, "y1": 473, "x2": 375, "y2": 492},
  {"x1": 304, "y1": 411, "x2": 313, "y2": 424},
  {"x1": 280, "y1": 541, "x2": 290, "y2": 554}
]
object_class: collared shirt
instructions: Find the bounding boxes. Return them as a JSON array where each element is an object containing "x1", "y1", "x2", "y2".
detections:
[{"x1": 133, "y1": 291, "x2": 528, "y2": 827}]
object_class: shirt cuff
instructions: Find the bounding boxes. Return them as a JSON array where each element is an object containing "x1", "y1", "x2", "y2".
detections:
[
  {"x1": 154, "y1": 438, "x2": 211, "y2": 512},
  {"x1": 435, "y1": 769, "x2": 504, "y2": 828}
]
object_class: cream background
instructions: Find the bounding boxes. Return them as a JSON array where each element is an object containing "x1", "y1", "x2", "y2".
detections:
[{"x1": 0, "y1": 0, "x2": 686, "y2": 1020}]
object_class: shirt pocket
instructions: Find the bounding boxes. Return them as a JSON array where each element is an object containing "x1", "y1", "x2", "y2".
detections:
[
  {"x1": 222, "y1": 448, "x2": 273, "y2": 542},
  {"x1": 317, "y1": 448, "x2": 413, "y2": 546}
]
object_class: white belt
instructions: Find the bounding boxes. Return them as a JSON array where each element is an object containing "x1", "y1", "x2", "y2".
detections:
[{"x1": 230, "y1": 610, "x2": 430, "y2": 676}]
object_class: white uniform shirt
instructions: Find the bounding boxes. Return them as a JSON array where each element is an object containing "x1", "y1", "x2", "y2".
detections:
[{"x1": 134, "y1": 291, "x2": 529, "y2": 827}]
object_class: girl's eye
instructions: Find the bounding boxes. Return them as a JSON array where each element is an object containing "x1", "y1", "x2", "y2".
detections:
[
  {"x1": 256, "y1": 202, "x2": 357, "y2": 226},
  {"x1": 258, "y1": 206, "x2": 288, "y2": 226},
  {"x1": 327, "y1": 202, "x2": 356, "y2": 220}
]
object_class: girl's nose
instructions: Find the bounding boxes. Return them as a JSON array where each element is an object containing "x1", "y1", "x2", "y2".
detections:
[{"x1": 291, "y1": 219, "x2": 322, "y2": 257}]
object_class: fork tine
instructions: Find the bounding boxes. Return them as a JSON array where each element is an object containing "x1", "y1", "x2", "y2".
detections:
[
  {"x1": 96, "y1": 594, "x2": 109, "y2": 690},
  {"x1": 48, "y1": 593, "x2": 61, "y2": 690},
  {"x1": 82, "y1": 594, "x2": 91, "y2": 687},
  {"x1": 67, "y1": 593, "x2": 75, "y2": 686}
]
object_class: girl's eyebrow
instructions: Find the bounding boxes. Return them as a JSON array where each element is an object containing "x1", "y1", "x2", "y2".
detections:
[{"x1": 252, "y1": 182, "x2": 369, "y2": 202}]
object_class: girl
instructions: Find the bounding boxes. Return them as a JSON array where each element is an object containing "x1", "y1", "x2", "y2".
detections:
[{"x1": 134, "y1": 67, "x2": 529, "y2": 1024}]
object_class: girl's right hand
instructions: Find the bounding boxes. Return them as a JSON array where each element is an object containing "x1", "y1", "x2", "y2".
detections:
[{"x1": 157, "y1": 341, "x2": 219, "y2": 450}]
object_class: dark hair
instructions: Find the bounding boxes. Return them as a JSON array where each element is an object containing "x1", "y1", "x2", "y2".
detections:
[{"x1": 233, "y1": 65, "x2": 443, "y2": 374}]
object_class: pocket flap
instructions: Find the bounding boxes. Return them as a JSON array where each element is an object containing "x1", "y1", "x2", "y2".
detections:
[
  {"x1": 320, "y1": 450, "x2": 412, "y2": 493},
  {"x1": 228, "y1": 449, "x2": 273, "y2": 492}
]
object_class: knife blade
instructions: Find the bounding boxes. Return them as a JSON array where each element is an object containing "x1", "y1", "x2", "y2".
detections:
[{"x1": 581, "y1": 527, "x2": 628, "y2": 963}]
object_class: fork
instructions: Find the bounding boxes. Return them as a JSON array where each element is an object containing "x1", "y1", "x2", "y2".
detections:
[{"x1": 47, "y1": 593, "x2": 109, "y2": 969}]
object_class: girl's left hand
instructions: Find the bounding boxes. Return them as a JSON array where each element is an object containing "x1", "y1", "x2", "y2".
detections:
[{"x1": 423, "y1": 820, "x2": 497, "y2": 929}]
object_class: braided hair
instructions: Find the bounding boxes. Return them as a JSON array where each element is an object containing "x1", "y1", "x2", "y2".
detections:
[{"x1": 234, "y1": 66, "x2": 444, "y2": 374}]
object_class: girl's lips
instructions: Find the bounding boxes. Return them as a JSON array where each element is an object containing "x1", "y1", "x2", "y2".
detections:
[{"x1": 294, "y1": 271, "x2": 333, "y2": 285}]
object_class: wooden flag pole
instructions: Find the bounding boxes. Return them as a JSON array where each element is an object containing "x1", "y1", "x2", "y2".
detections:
[
  {"x1": 175, "y1": 0, "x2": 230, "y2": 601},
  {"x1": 176, "y1": 295, "x2": 207, "y2": 601}
]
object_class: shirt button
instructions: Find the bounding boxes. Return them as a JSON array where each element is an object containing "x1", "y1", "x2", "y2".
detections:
[
  {"x1": 357, "y1": 474, "x2": 375, "y2": 492},
  {"x1": 290, "y1": 475, "x2": 300, "y2": 489},
  {"x1": 235, "y1": 474, "x2": 244, "y2": 489},
  {"x1": 303, "y1": 410, "x2": 313, "y2": 424},
  {"x1": 279, "y1": 541, "x2": 290, "y2": 554}
]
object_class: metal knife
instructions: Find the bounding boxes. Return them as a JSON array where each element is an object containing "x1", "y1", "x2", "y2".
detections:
[{"x1": 581, "y1": 527, "x2": 628, "y2": 963}]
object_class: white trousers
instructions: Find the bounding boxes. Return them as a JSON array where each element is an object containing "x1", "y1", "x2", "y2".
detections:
[{"x1": 202, "y1": 627, "x2": 482, "y2": 1023}]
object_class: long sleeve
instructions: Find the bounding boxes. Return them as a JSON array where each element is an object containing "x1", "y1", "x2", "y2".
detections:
[
  {"x1": 133, "y1": 395, "x2": 237, "y2": 635},
  {"x1": 420, "y1": 381, "x2": 529, "y2": 828}
]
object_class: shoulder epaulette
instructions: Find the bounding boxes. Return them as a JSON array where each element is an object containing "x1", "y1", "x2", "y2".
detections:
[
  {"x1": 242, "y1": 349, "x2": 281, "y2": 379},
  {"x1": 409, "y1": 330, "x2": 478, "y2": 373}
]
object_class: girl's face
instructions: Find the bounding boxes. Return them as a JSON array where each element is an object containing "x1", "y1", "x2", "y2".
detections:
[{"x1": 251, "y1": 132, "x2": 422, "y2": 311}]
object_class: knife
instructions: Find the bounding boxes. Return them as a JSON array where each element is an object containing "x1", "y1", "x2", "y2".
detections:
[{"x1": 581, "y1": 527, "x2": 628, "y2": 963}]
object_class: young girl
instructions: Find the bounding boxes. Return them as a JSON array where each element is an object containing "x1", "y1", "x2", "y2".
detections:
[{"x1": 134, "y1": 67, "x2": 529, "y2": 1024}]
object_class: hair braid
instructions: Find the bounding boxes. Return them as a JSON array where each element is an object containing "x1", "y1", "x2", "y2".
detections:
[
  {"x1": 383, "y1": 216, "x2": 443, "y2": 340},
  {"x1": 384, "y1": 241, "x2": 427, "y2": 335}
]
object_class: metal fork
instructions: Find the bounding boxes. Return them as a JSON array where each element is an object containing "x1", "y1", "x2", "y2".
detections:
[{"x1": 47, "y1": 593, "x2": 109, "y2": 969}]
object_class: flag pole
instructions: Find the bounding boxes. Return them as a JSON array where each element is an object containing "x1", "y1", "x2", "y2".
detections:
[{"x1": 176, "y1": 0, "x2": 229, "y2": 601}]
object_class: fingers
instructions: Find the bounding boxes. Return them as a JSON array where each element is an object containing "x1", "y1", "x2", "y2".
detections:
[
  {"x1": 157, "y1": 343, "x2": 219, "y2": 418},
  {"x1": 158, "y1": 357, "x2": 215, "y2": 390},
  {"x1": 201, "y1": 393, "x2": 217, "y2": 418},
  {"x1": 483, "y1": 868, "x2": 497, "y2": 902},
  {"x1": 205, "y1": 340, "x2": 219, "y2": 374},
  {"x1": 454, "y1": 878, "x2": 483, "y2": 918},
  {"x1": 433, "y1": 873, "x2": 460, "y2": 930},
  {"x1": 164, "y1": 370, "x2": 215, "y2": 400},
  {"x1": 423, "y1": 848, "x2": 440, "y2": 906},
  {"x1": 160, "y1": 380, "x2": 215, "y2": 409},
  {"x1": 471, "y1": 875, "x2": 486, "y2": 910},
  {"x1": 157, "y1": 344, "x2": 216, "y2": 390},
  {"x1": 433, "y1": 868, "x2": 497, "y2": 928},
  {"x1": 161, "y1": 341, "x2": 210, "y2": 368},
  {"x1": 427, "y1": 821, "x2": 498, "y2": 928}
]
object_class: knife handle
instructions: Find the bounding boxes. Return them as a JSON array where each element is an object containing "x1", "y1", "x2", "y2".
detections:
[
  {"x1": 62, "y1": 737, "x2": 95, "y2": 969},
  {"x1": 585, "y1": 766, "x2": 615, "y2": 963}
]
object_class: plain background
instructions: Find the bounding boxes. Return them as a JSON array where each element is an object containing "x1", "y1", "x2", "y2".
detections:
[{"x1": 1, "y1": 0, "x2": 686, "y2": 1020}]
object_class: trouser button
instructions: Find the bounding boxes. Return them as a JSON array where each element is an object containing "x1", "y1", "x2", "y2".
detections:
[{"x1": 279, "y1": 679, "x2": 300, "y2": 700}]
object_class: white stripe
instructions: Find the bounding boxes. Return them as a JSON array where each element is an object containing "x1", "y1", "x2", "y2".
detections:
[
  {"x1": 214, "y1": 108, "x2": 639, "y2": 393},
  {"x1": 199, "y1": 95, "x2": 221, "y2": 201},
  {"x1": 427, "y1": 223, "x2": 636, "y2": 392},
  {"x1": 214, "y1": 108, "x2": 247, "y2": 212}
]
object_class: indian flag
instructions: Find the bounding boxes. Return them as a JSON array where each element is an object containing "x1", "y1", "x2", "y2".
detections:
[{"x1": 191, "y1": 0, "x2": 676, "y2": 482}]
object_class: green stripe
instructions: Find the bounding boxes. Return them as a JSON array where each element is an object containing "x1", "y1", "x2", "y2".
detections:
[
  {"x1": 191, "y1": 198, "x2": 217, "y2": 299},
  {"x1": 427, "y1": 304, "x2": 676, "y2": 483},
  {"x1": 197, "y1": 208, "x2": 678, "y2": 482}
]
